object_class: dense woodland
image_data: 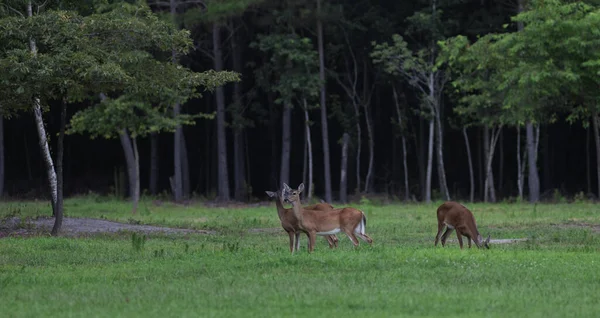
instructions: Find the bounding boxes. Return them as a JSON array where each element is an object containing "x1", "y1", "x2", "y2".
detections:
[{"x1": 1, "y1": 0, "x2": 600, "y2": 221}]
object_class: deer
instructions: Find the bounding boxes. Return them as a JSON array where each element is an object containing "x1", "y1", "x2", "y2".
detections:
[
  {"x1": 265, "y1": 189, "x2": 338, "y2": 253},
  {"x1": 434, "y1": 201, "x2": 490, "y2": 249},
  {"x1": 282, "y1": 183, "x2": 373, "y2": 253}
]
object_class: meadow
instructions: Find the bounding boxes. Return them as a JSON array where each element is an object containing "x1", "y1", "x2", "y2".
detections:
[{"x1": 1, "y1": 196, "x2": 600, "y2": 317}]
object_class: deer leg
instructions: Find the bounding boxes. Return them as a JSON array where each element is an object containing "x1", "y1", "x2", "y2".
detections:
[
  {"x1": 355, "y1": 232, "x2": 373, "y2": 245},
  {"x1": 331, "y1": 235, "x2": 339, "y2": 248},
  {"x1": 435, "y1": 223, "x2": 445, "y2": 246},
  {"x1": 295, "y1": 232, "x2": 301, "y2": 251},
  {"x1": 456, "y1": 231, "x2": 464, "y2": 249},
  {"x1": 466, "y1": 235, "x2": 473, "y2": 248},
  {"x1": 325, "y1": 235, "x2": 334, "y2": 248},
  {"x1": 308, "y1": 231, "x2": 317, "y2": 253},
  {"x1": 441, "y1": 227, "x2": 454, "y2": 246},
  {"x1": 345, "y1": 231, "x2": 360, "y2": 247},
  {"x1": 288, "y1": 231, "x2": 295, "y2": 253}
]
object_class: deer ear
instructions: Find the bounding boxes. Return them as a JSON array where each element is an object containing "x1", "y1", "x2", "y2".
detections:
[
  {"x1": 298, "y1": 183, "x2": 305, "y2": 193},
  {"x1": 485, "y1": 234, "x2": 491, "y2": 244},
  {"x1": 283, "y1": 183, "x2": 291, "y2": 192},
  {"x1": 265, "y1": 191, "x2": 275, "y2": 197}
]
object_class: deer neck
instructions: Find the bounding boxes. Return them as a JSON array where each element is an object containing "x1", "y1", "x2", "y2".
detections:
[
  {"x1": 290, "y1": 199, "x2": 304, "y2": 224},
  {"x1": 274, "y1": 195, "x2": 286, "y2": 221}
]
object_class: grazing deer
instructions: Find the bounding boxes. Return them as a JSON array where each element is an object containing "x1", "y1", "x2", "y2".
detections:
[
  {"x1": 265, "y1": 190, "x2": 338, "y2": 253},
  {"x1": 434, "y1": 201, "x2": 490, "y2": 249},
  {"x1": 282, "y1": 183, "x2": 373, "y2": 253}
]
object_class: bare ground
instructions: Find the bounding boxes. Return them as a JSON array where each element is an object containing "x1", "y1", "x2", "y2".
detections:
[{"x1": 0, "y1": 217, "x2": 216, "y2": 238}]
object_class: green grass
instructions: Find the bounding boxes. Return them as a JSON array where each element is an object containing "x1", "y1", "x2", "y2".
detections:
[{"x1": 1, "y1": 197, "x2": 600, "y2": 317}]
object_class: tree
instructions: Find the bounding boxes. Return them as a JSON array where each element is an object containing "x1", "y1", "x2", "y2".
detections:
[
  {"x1": 372, "y1": 33, "x2": 450, "y2": 203},
  {"x1": 252, "y1": 32, "x2": 320, "y2": 197}
]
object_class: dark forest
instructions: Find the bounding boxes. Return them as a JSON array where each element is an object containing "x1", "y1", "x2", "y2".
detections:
[{"x1": 1, "y1": 0, "x2": 598, "y2": 206}]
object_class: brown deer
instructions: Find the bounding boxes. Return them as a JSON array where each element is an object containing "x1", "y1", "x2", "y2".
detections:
[
  {"x1": 434, "y1": 201, "x2": 490, "y2": 249},
  {"x1": 265, "y1": 190, "x2": 338, "y2": 253},
  {"x1": 282, "y1": 183, "x2": 373, "y2": 253}
]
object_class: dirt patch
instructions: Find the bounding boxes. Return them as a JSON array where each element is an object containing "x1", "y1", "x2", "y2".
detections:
[
  {"x1": 555, "y1": 223, "x2": 600, "y2": 233},
  {"x1": 0, "y1": 217, "x2": 216, "y2": 238}
]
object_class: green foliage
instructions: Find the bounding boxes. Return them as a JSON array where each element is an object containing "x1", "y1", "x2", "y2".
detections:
[
  {"x1": 439, "y1": 0, "x2": 600, "y2": 127},
  {"x1": 251, "y1": 32, "x2": 320, "y2": 106},
  {"x1": 0, "y1": 1, "x2": 239, "y2": 137}
]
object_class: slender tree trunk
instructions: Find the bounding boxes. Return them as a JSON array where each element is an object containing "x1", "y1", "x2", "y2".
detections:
[
  {"x1": 149, "y1": 132, "x2": 159, "y2": 195},
  {"x1": 429, "y1": 72, "x2": 450, "y2": 201},
  {"x1": 525, "y1": 121, "x2": 540, "y2": 203},
  {"x1": 587, "y1": 122, "x2": 591, "y2": 194},
  {"x1": 425, "y1": 119, "x2": 434, "y2": 203},
  {"x1": 353, "y1": 101, "x2": 362, "y2": 194},
  {"x1": 517, "y1": 127, "x2": 524, "y2": 200},
  {"x1": 303, "y1": 128, "x2": 308, "y2": 189},
  {"x1": 526, "y1": 121, "x2": 540, "y2": 202},
  {"x1": 171, "y1": 0, "x2": 183, "y2": 203},
  {"x1": 418, "y1": 119, "x2": 426, "y2": 199},
  {"x1": 280, "y1": 103, "x2": 292, "y2": 187},
  {"x1": 133, "y1": 136, "x2": 140, "y2": 213},
  {"x1": 363, "y1": 98, "x2": 375, "y2": 194},
  {"x1": 498, "y1": 130, "x2": 504, "y2": 196},
  {"x1": 434, "y1": 110, "x2": 450, "y2": 201},
  {"x1": 463, "y1": 127, "x2": 475, "y2": 202},
  {"x1": 51, "y1": 99, "x2": 67, "y2": 236},
  {"x1": 213, "y1": 23, "x2": 230, "y2": 201},
  {"x1": 303, "y1": 99, "x2": 313, "y2": 201},
  {"x1": 119, "y1": 129, "x2": 139, "y2": 214},
  {"x1": 28, "y1": 2, "x2": 57, "y2": 214},
  {"x1": 483, "y1": 127, "x2": 489, "y2": 202},
  {"x1": 592, "y1": 113, "x2": 600, "y2": 199},
  {"x1": 181, "y1": 131, "x2": 190, "y2": 199},
  {"x1": 268, "y1": 91, "x2": 278, "y2": 188},
  {"x1": 232, "y1": 29, "x2": 247, "y2": 202},
  {"x1": 392, "y1": 86, "x2": 410, "y2": 201},
  {"x1": 317, "y1": 0, "x2": 332, "y2": 203},
  {"x1": 484, "y1": 126, "x2": 501, "y2": 203},
  {"x1": 478, "y1": 129, "x2": 484, "y2": 199},
  {"x1": 0, "y1": 108, "x2": 4, "y2": 197},
  {"x1": 340, "y1": 133, "x2": 350, "y2": 203}
]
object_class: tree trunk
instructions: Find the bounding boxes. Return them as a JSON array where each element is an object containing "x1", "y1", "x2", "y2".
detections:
[
  {"x1": 462, "y1": 127, "x2": 475, "y2": 202},
  {"x1": 317, "y1": 0, "x2": 332, "y2": 203},
  {"x1": 149, "y1": 132, "x2": 159, "y2": 195},
  {"x1": 498, "y1": 130, "x2": 504, "y2": 196},
  {"x1": 51, "y1": 99, "x2": 67, "y2": 236},
  {"x1": 526, "y1": 121, "x2": 540, "y2": 203},
  {"x1": 392, "y1": 86, "x2": 410, "y2": 201},
  {"x1": 430, "y1": 72, "x2": 450, "y2": 201},
  {"x1": 28, "y1": 2, "x2": 57, "y2": 214},
  {"x1": 587, "y1": 122, "x2": 591, "y2": 195},
  {"x1": 592, "y1": 113, "x2": 600, "y2": 199},
  {"x1": 363, "y1": 96, "x2": 375, "y2": 194},
  {"x1": 340, "y1": 133, "x2": 350, "y2": 203},
  {"x1": 425, "y1": 119, "x2": 434, "y2": 203},
  {"x1": 303, "y1": 99, "x2": 313, "y2": 201},
  {"x1": 484, "y1": 126, "x2": 501, "y2": 203},
  {"x1": 171, "y1": 0, "x2": 183, "y2": 203},
  {"x1": 213, "y1": 23, "x2": 230, "y2": 201},
  {"x1": 33, "y1": 100, "x2": 57, "y2": 214},
  {"x1": 119, "y1": 129, "x2": 139, "y2": 214},
  {"x1": 280, "y1": 102, "x2": 292, "y2": 188},
  {"x1": 0, "y1": 109, "x2": 4, "y2": 197},
  {"x1": 434, "y1": 110, "x2": 450, "y2": 201},
  {"x1": 181, "y1": 131, "x2": 190, "y2": 199},
  {"x1": 268, "y1": 91, "x2": 278, "y2": 189},
  {"x1": 232, "y1": 29, "x2": 247, "y2": 202},
  {"x1": 133, "y1": 136, "x2": 140, "y2": 214},
  {"x1": 418, "y1": 119, "x2": 426, "y2": 200},
  {"x1": 517, "y1": 126, "x2": 525, "y2": 200},
  {"x1": 353, "y1": 100, "x2": 362, "y2": 194},
  {"x1": 478, "y1": 129, "x2": 484, "y2": 199}
]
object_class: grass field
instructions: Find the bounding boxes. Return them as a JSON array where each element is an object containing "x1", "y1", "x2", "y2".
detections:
[{"x1": 1, "y1": 196, "x2": 600, "y2": 317}]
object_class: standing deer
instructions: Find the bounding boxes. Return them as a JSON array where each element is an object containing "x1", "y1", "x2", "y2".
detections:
[
  {"x1": 282, "y1": 183, "x2": 373, "y2": 253},
  {"x1": 265, "y1": 190, "x2": 338, "y2": 253},
  {"x1": 434, "y1": 201, "x2": 490, "y2": 249}
]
